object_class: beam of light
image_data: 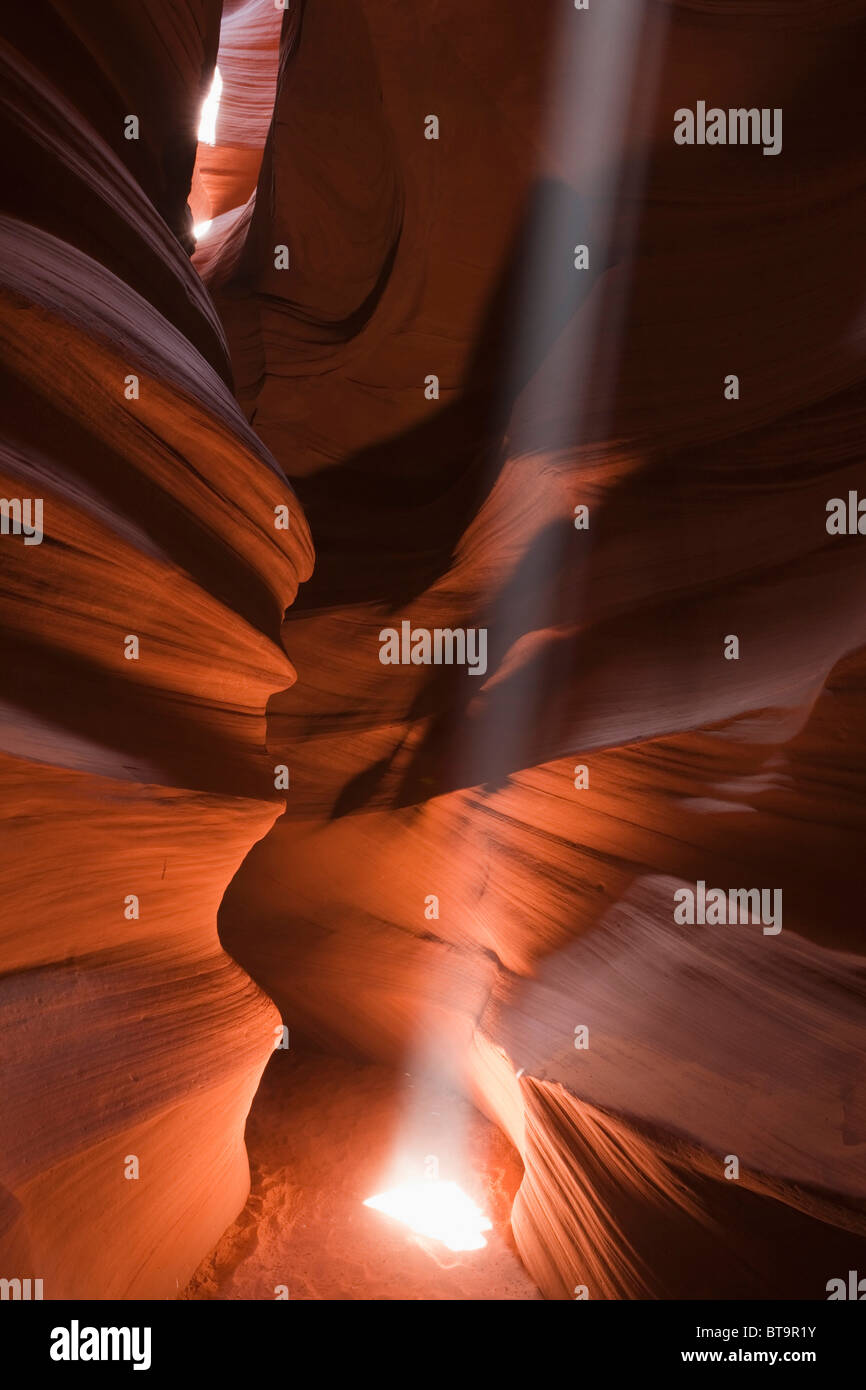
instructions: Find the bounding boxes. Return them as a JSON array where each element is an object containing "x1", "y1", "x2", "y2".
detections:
[
  {"x1": 192, "y1": 219, "x2": 213, "y2": 241},
  {"x1": 447, "y1": 0, "x2": 671, "y2": 788},
  {"x1": 197, "y1": 65, "x2": 223, "y2": 146},
  {"x1": 363, "y1": 1180, "x2": 492, "y2": 1252},
  {"x1": 366, "y1": 3, "x2": 671, "y2": 1268}
]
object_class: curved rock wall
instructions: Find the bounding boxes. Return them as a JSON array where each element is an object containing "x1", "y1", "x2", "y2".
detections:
[
  {"x1": 216, "y1": 0, "x2": 866, "y2": 1298},
  {"x1": 2, "y1": 0, "x2": 865, "y2": 1301},
  {"x1": 0, "y1": 2, "x2": 312, "y2": 1298}
]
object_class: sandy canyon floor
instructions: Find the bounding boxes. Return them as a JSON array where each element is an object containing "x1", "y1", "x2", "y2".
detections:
[{"x1": 182, "y1": 1051, "x2": 540, "y2": 1301}]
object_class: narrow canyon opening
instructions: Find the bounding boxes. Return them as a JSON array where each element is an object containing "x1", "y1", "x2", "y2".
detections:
[{"x1": 180, "y1": 2, "x2": 542, "y2": 1299}]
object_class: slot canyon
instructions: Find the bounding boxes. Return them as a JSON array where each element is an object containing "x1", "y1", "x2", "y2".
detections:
[{"x1": 1, "y1": 0, "x2": 866, "y2": 1310}]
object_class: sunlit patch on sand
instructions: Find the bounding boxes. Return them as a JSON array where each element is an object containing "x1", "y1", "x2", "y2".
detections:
[{"x1": 363, "y1": 1180, "x2": 492, "y2": 1252}]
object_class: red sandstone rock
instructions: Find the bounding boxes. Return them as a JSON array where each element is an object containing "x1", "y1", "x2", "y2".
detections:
[
  {"x1": 0, "y1": 1, "x2": 311, "y2": 1299},
  {"x1": 2, "y1": 0, "x2": 866, "y2": 1304}
]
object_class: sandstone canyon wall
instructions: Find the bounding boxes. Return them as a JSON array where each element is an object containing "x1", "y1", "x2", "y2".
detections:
[
  {"x1": 1, "y1": 0, "x2": 866, "y2": 1301},
  {"x1": 0, "y1": 0, "x2": 312, "y2": 1298}
]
